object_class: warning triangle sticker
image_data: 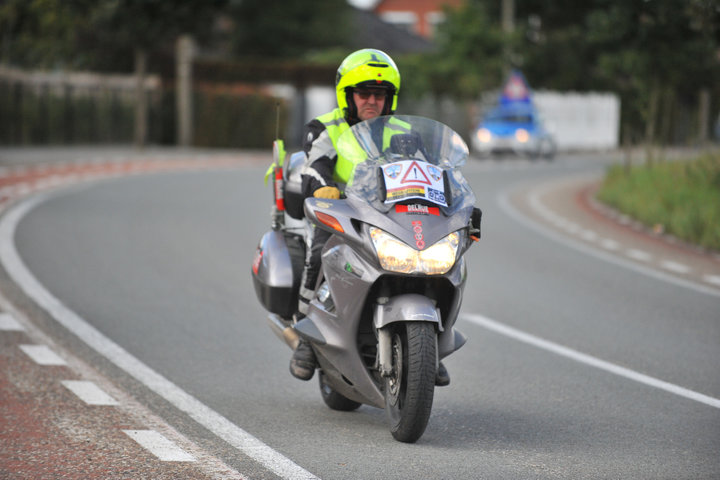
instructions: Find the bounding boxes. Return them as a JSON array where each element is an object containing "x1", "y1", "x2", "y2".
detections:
[{"x1": 400, "y1": 160, "x2": 432, "y2": 185}]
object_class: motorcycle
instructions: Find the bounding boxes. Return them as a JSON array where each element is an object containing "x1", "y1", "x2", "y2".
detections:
[{"x1": 251, "y1": 115, "x2": 481, "y2": 443}]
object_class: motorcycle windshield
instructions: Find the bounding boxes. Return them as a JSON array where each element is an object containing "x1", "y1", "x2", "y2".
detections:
[{"x1": 339, "y1": 115, "x2": 476, "y2": 215}]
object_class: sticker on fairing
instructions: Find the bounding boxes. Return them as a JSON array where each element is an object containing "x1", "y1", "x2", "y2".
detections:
[
  {"x1": 395, "y1": 204, "x2": 440, "y2": 216},
  {"x1": 381, "y1": 160, "x2": 447, "y2": 207}
]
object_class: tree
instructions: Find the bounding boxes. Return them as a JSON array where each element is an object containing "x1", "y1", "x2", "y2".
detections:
[
  {"x1": 422, "y1": 1, "x2": 510, "y2": 99},
  {"x1": 1, "y1": 0, "x2": 229, "y2": 146},
  {"x1": 0, "y1": 0, "x2": 96, "y2": 68},
  {"x1": 584, "y1": 0, "x2": 718, "y2": 152},
  {"x1": 484, "y1": 0, "x2": 719, "y2": 149},
  {"x1": 228, "y1": 0, "x2": 352, "y2": 59},
  {"x1": 88, "y1": 0, "x2": 228, "y2": 146}
]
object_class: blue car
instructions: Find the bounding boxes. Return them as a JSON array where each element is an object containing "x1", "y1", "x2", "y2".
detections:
[{"x1": 471, "y1": 103, "x2": 556, "y2": 159}]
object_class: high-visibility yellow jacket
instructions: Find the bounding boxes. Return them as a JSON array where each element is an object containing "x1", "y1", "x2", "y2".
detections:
[{"x1": 301, "y1": 109, "x2": 411, "y2": 196}]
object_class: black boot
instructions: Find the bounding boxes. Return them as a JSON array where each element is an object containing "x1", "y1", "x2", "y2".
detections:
[
  {"x1": 290, "y1": 339, "x2": 317, "y2": 380},
  {"x1": 435, "y1": 361, "x2": 450, "y2": 386}
]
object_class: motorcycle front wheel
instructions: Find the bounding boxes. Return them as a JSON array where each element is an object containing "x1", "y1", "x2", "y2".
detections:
[{"x1": 385, "y1": 322, "x2": 437, "y2": 443}]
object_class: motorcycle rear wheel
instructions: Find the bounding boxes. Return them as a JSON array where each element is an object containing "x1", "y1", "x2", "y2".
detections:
[
  {"x1": 318, "y1": 370, "x2": 362, "y2": 411},
  {"x1": 385, "y1": 322, "x2": 437, "y2": 443}
]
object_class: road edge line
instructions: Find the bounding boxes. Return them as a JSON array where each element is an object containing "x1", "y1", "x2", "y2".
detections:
[
  {"x1": 497, "y1": 179, "x2": 720, "y2": 298},
  {"x1": 0, "y1": 189, "x2": 319, "y2": 480}
]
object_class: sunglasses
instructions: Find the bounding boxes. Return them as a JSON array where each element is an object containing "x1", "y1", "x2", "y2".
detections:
[{"x1": 354, "y1": 89, "x2": 388, "y2": 100}]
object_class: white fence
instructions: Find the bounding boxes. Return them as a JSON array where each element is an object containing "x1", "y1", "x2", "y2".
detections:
[
  {"x1": 278, "y1": 85, "x2": 622, "y2": 152},
  {"x1": 534, "y1": 91, "x2": 621, "y2": 151}
]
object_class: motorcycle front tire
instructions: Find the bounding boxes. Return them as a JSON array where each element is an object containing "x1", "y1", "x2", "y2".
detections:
[{"x1": 385, "y1": 322, "x2": 437, "y2": 443}]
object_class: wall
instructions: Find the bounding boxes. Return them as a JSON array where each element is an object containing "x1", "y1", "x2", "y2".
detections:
[{"x1": 534, "y1": 91, "x2": 621, "y2": 151}]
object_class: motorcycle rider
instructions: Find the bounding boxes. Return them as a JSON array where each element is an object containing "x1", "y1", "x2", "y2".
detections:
[{"x1": 289, "y1": 48, "x2": 451, "y2": 387}]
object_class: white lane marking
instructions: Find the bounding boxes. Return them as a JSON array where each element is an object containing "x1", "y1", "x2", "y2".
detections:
[
  {"x1": 61, "y1": 380, "x2": 119, "y2": 406},
  {"x1": 0, "y1": 312, "x2": 24, "y2": 331},
  {"x1": 599, "y1": 238, "x2": 620, "y2": 251},
  {"x1": 19, "y1": 344, "x2": 67, "y2": 366},
  {"x1": 579, "y1": 229, "x2": 598, "y2": 242},
  {"x1": 565, "y1": 223, "x2": 581, "y2": 235},
  {"x1": 123, "y1": 430, "x2": 196, "y2": 462},
  {"x1": 704, "y1": 275, "x2": 720, "y2": 287},
  {"x1": 464, "y1": 313, "x2": 720, "y2": 409},
  {"x1": 625, "y1": 248, "x2": 652, "y2": 262},
  {"x1": 0, "y1": 191, "x2": 319, "y2": 480},
  {"x1": 660, "y1": 261, "x2": 691, "y2": 274},
  {"x1": 501, "y1": 185, "x2": 720, "y2": 298}
]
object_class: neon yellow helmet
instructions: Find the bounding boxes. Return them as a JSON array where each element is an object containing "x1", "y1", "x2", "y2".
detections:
[{"x1": 335, "y1": 49, "x2": 401, "y2": 120}]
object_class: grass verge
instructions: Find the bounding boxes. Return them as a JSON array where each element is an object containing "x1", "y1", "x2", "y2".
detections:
[{"x1": 596, "y1": 152, "x2": 720, "y2": 251}]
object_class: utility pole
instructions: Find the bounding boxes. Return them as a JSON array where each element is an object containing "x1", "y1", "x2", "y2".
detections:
[
  {"x1": 501, "y1": 0, "x2": 515, "y2": 75},
  {"x1": 134, "y1": 48, "x2": 148, "y2": 149},
  {"x1": 176, "y1": 35, "x2": 194, "y2": 148},
  {"x1": 501, "y1": 0, "x2": 515, "y2": 33}
]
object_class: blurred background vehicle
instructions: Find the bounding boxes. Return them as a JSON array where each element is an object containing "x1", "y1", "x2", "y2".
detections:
[
  {"x1": 471, "y1": 101, "x2": 556, "y2": 159},
  {"x1": 471, "y1": 70, "x2": 555, "y2": 160}
]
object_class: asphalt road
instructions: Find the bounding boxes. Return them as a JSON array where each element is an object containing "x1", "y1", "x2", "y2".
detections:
[{"x1": 7, "y1": 153, "x2": 720, "y2": 479}]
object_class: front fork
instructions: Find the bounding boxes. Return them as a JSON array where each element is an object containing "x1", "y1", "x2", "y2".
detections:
[
  {"x1": 378, "y1": 327, "x2": 394, "y2": 377},
  {"x1": 374, "y1": 294, "x2": 442, "y2": 377}
]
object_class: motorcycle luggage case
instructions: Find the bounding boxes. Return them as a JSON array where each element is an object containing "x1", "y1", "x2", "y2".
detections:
[{"x1": 251, "y1": 230, "x2": 305, "y2": 318}]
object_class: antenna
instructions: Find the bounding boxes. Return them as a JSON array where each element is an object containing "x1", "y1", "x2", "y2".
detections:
[{"x1": 275, "y1": 102, "x2": 281, "y2": 140}]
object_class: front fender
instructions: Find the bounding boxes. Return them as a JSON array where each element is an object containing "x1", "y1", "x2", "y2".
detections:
[{"x1": 374, "y1": 293, "x2": 441, "y2": 329}]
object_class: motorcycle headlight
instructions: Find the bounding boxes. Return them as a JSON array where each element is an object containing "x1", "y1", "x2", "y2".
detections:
[{"x1": 369, "y1": 227, "x2": 460, "y2": 275}]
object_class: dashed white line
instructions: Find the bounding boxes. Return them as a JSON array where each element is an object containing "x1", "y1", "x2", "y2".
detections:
[
  {"x1": 599, "y1": 238, "x2": 620, "y2": 251},
  {"x1": 0, "y1": 192, "x2": 320, "y2": 480},
  {"x1": 61, "y1": 380, "x2": 119, "y2": 406},
  {"x1": 660, "y1": 260, "x2": 691, "y2": 274},
  {"x1": 19, "y1": 344, "x2": 67, "y2": 366},
  {"x1": 625, "y1": 248, "x2": 652, "y2": 262},
  {"x1": 123, "y1": 430, "x2": 196, "y2": 462},
  {"x1": 501, "y1": 183, "x2": 720, "y2": 298},
  {"x1": 580, "y1": 229, "x2": 598, "y2": 241},
  {"x1": 565, "y1": 223, "x2": 581, "y2": 235},
  {"x1": 0, "y1": 312, "x2": 24, "y2": 331}
]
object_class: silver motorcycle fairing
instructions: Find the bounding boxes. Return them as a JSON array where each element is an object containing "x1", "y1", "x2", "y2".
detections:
[
  {"x1": 305, "y1": 196, "x2": 474, "y2": 257},
  {"x1": 374, "y1": 293, "x2": 440, "y2": 329},
  {"x1": 294, "y1": 197, "x2": 470, "y2": 407}
]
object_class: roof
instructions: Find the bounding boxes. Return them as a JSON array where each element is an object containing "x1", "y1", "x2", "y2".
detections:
[{"x1": 348, "y1": 7, "x2": 435, "y2": 54}]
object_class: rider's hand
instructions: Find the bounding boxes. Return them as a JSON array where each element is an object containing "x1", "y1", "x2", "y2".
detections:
[{"x1": 313, "y1": 186, "x2": 341, "y2": 199}]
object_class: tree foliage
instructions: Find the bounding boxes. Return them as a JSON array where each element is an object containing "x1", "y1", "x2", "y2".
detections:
[
  {"x1": 0, "y1": 0, "x2": 227, "y2": 71},
  {"x1": 228, "y1": 0, "x2": 352, "y2": 59},
  {"x1": 410, "y1": 1, "x2": 509, "y2": 99},
  {"x1": 0, "y1": 0, "x2": 94, "y2": 68},
  {"x1": 426, "y1": 0, "x2": 719, "y2": 144},
  {"x1": 2, "y1": 0, "x2": 718, "y2": 146}
]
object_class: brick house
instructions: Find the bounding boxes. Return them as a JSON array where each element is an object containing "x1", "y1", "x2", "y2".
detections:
[{"x1": 373, "y1": 0, "x2": 463, "y2": 39}]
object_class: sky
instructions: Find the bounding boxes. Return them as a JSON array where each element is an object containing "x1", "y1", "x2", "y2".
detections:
[{"x1": 347, "y1": 0, "x2": 376, "y2": 9}]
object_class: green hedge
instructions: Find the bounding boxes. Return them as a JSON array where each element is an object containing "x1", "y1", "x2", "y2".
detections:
[
  {"x1": 0, "y1": 79, "x2": 285, "y2": 148},
  {"x1": 597, "y1": 153, "x2": 720, "y2": 251},
  {"x1": 192, "y1": 89, "x2": 287, "y2": 149}
]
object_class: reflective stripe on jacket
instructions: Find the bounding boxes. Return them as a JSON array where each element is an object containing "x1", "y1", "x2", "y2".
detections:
[{"x1": 303, "y1": 109, "x2": 412, "y2": 191}]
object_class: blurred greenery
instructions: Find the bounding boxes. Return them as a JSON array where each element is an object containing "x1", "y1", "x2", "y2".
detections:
[
  {"x1": 421, "y1": 0, "x2": 720, "y2": 146},
  {"x1": 228, "y1": 0, "x2": 352, "y2": 59},
  {"x1": 0, "y1": 0, "x2": 718, "y2": 148},
  {"x1": 193, "y1": 88, "x2": 288, "y2": 148},
  {"x1": 0, "y1": 78, "x2": 285, "y2": 148},
  {"x1": 401, "y1": 1, "x2": 509, "y2": 99},
  {"x1": 597, "y1": 153, "x2": 720, "y2": 250}
]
